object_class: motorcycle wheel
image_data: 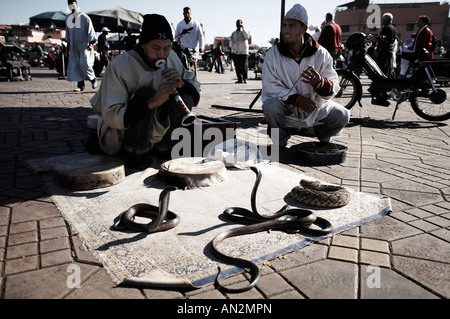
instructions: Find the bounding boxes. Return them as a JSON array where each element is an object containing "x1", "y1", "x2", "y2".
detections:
[
  {"x1": 410, "y1": 82, "x2": 450, "y2": 121},
  {"x1": 335, "y1": 70, "x2": 362, "y2": 110}
]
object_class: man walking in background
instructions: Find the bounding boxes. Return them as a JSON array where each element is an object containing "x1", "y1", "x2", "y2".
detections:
[
  {"x1": 65, "y1": 0, "x2": 97, "y2": 92},
  {"x1": 96, "y1": 27, "x2": 110, "y2": 77},
  {"x1": 231, "y1": 19, "x2": 250, "y2": 84}
]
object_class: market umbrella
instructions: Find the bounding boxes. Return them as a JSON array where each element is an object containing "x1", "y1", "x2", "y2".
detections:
[
  {"x1": 0, "y1": 40, "x2": 26, "y2": 54},
  {"x1": 87, "y1": 6, "x2": 143, "y2": 33},
  {"x1": 29, "y1": 11, "x2": 68, "y2": 29},
  {"x1": 41, "y1": 38, "x2": 64, "y2": 46}
]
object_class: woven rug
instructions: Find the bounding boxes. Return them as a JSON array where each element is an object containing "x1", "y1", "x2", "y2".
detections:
[{"x1": 26, "y1": 153, "x2": 391, "y2": 289}]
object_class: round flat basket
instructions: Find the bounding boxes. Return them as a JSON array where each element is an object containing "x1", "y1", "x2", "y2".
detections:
[
  {"x1": 53, "y1": 154, "x2": 125, "y2": 190},
  {"x1": 159, "y1": 157, "x2": 227, "y2": 188},
  {"x1": 295, "y1": 142, "x2": 348, "y2": 166}
]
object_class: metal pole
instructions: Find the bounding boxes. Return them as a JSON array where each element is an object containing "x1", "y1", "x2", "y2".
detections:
[
  {"x1": 248, "y1": 0, "x2": 285, "y2": 110},
  {"x1": 280, "y1": 0, "x2": 285, "y2": 39},
  {"x1": 62, "y1": 43, "x2": 66, "y2": 78},
  {"x1": 59, "y1": 42, "x2": 67, "y2": 80}
]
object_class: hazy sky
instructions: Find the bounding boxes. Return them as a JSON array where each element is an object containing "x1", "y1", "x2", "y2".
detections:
[{"x1": 0, "y1": 0, "x2": 444, "y2": 46}]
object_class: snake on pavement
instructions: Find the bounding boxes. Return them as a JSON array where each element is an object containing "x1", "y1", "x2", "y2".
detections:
[{"x1": 210, "y1": 167, "x2": 333, "y2": 294}]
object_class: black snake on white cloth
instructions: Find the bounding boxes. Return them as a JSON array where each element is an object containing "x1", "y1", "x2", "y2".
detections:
[
  {"x1": 210, "y1": 167, "x2": 334, "y2": 294},
  {"x1": 110, "y1": 167, "x2": 346, "y2": 293},
  {"x1": 113, "y1": 187, "x2": 181, "y2": 233}
]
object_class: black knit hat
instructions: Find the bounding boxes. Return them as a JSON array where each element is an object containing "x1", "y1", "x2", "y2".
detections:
[{"x1": 140, "y1": 14, "x2": 173, "y2": 44}]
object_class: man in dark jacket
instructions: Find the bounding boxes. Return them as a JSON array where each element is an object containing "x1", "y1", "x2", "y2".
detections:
[
  {"x1": 376, "y1": 13, "x2": 397, "y2": 78},
  {"x1": 412, "y1": 15, "x2": 434, "y2": 60},
  {"x1": 96, "y1": 27, "x2": 110, "y2": 76}
]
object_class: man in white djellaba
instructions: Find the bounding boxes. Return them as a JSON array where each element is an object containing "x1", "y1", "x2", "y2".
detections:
[
  {"x1": 261, "y1": 4, "x2": 350, "y2": 148},
  {"x1": 65, "y1": 0, "x2": 97, "y2": 92}
]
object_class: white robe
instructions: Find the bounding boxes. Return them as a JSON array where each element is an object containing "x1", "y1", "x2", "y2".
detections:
[
  {"x1": 90, "y1": 50, "x2": 200, "y2": 155},
  {"x1": 262, "y1": 44, "x2": 341, "y2": 128},
  {"x1": 175, "y1": 19, "x2": 204, "y2": 58},
  {"x1": 65, "y1": 12, "x2": 97, "y2": 82}
]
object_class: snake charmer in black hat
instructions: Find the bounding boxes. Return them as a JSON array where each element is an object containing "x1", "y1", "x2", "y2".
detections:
[{"x1": 140, "y1": 14, "x2": 174, "y2": 44}]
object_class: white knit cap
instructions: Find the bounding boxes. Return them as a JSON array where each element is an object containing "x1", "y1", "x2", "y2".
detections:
[{"x1": 285, "y1": 4, "x2": 308, "y2": 26}]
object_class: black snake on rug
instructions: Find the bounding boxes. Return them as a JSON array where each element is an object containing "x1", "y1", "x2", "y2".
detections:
[
  {"x1": 210, "y1": 167, "x2": 334, "y2": 294},
  {"x1": 113, "y1": 186, "x2": 181, "y2": 233},
  {"x1": 291, "y1": 180, "x2": 351, "y2": 208}
]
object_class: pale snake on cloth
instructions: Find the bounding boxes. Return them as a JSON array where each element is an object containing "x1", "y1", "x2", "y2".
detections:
[{"x1": 291, "y1": 180, "x2": 351, "y2": 208}]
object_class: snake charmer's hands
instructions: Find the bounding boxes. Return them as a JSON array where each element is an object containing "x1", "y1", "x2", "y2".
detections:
[
  {"x1": 301, "y1": 65, "x2": 321, "y2": 88},
  {"x1": 162, "y1": 68, "x2": 184, "y2": 89},
  {"x1": 295, "y1": 95, "x2": 317, "y2": 114},
  {"x1": 146, "y1": 68, "x2": 184, "y2": 109},
  {"x1": 296, "y1": 65, "x2": 321, "y2": 113},
  {"x1": 146, "y1": 81, "x2": 179, "y2": 109}
]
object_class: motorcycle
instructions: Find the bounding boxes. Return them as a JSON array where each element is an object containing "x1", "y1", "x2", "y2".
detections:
[
  {"x1": 173, "y1": 27, "x2": 198, "y2": 76},
  {"x1": 46, "y1": 51, "x2": 56, "y2": 70},
  {"x1": 253, "y1": 49, "x2": 267, "y2": 79},
  {"x1": 334, "y1": 32, "x2": 450, "y2": 122},
  {"x1": 28, "y1": 51, "x2": 45, "y2": 68}
]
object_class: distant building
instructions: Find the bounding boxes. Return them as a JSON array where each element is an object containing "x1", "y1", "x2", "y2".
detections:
[
  {"x1": 335, "y1": 0, "x2": 450, "y2": 48},
  {"x1": 0, "y1": 24, "x2": 66, "y2": 49},
  {"x1": 213, "y1": 36, "x2": 231, "y2": 52}
]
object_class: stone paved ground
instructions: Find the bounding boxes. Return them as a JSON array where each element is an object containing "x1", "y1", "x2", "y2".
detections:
[{"x1": 0, "y1": 65, "x2": 449, "y2": 300}]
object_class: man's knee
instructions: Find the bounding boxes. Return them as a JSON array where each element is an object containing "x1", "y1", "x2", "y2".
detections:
[
  {"x1": 329, "y1": 104, "x2": 351, "y2": 127},
  {"x1": 262, "y1": 98, "x2": 286, "y2": 116}
]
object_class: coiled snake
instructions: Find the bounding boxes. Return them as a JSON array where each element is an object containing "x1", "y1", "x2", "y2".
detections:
[
  {"x1": 210, "y1": 167, "x2": 334, "y2": 294},
  {"x1": 291, "y1": 180, "x2": 350, "y2": 208},
  {"x1": 113, "y1": 187, "x2": 181, "y2": 233}
]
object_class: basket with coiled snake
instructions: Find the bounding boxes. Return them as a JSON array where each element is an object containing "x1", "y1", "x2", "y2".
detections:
[
  {"x1": 291, "y1": 180, "x2": 350, "y2": 208},
  {"x1": 210, "y1": 167, "x2": 351, "y2": 293}
]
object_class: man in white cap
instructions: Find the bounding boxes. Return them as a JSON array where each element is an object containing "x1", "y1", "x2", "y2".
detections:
[{"x1": 261, "y1": 3, "x2": 350, "y2": 148}]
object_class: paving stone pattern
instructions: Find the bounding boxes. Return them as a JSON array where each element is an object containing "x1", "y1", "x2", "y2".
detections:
[{"x1": 0, "y1": 67, "x2": 449, "y2": 299}]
